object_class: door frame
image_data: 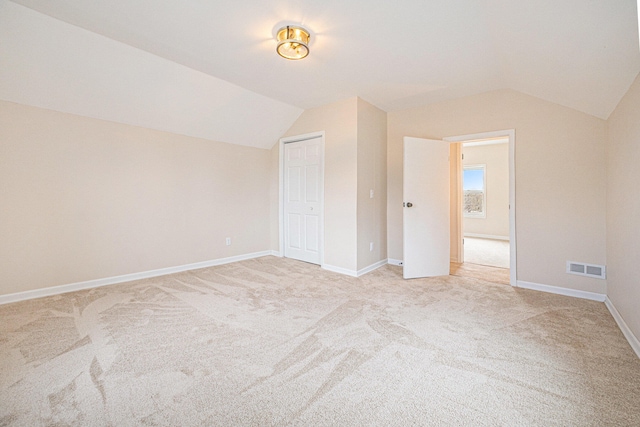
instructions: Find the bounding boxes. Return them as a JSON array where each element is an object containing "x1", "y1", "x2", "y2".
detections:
[
  {"x1": 278, "y1": 131, "x2": 325, "y2": 265},
  {"x1": 444, "y1": 129, "x2": 516, "y2": 286}
]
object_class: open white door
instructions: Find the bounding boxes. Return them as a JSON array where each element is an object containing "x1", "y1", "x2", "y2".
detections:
[{"x1": 403, "y1": 137, "x2": 450, "y2": 279}]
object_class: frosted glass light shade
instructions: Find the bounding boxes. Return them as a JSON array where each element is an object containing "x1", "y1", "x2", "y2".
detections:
[{"x1": 276, "y1": 26, "x2": 310, "y2": 60}]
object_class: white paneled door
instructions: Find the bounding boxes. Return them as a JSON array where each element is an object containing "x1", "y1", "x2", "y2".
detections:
[
  {"x1": 284, "y1": 136, "x2": 323, "y2": 265},
  {"x1": 403, "y1": 137, "x2": 450, "y2": 279}
]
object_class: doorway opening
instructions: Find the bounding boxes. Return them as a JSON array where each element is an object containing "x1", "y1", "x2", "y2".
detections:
[
  {"x1": 462, "y1": 138, "x2": 509, "y2": 268},
  {"x1": 444, "y1": 131, "x2": 516, "y2": 286}
]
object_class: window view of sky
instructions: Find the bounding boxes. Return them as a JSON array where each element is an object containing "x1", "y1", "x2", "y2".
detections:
[{"x1": 463, "y1": 169, "x2": 484, "y2": 191}]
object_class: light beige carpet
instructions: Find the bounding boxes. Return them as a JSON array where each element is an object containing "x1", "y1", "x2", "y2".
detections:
[
  {"x1": 1, "y1": 256, "x2": 639, "y2": 426},
  {"x1": 464, "y1": 237, "x2": 510, "y2": 269},
  {"x1": 450, "y1": 262, "x2": 510, "y2": 285}
]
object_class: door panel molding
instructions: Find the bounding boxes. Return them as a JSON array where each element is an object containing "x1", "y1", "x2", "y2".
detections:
[{"x1": 278, "y1": 131, "x2": 325, "y2": 266}]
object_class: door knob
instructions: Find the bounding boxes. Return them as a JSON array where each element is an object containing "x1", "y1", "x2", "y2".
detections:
[{"x1": 406, "y1": 202, "x2": 413, "y2": 208}]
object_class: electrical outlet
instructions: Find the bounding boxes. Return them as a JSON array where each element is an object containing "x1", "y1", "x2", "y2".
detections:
[
  {"x1": 370, "y1": 189, "x2": 374, "y2": 198},
  {"x1": 369, "y1": 242, "x2": 374, "y2": 251},
  {"x1": 225, "y1": 237, "x2": 231, "y2": 246}
]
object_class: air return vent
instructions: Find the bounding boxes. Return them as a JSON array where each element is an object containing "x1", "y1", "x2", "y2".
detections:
[{"x1": 566, "y1": 261, "x2": 606, "y2": 279}]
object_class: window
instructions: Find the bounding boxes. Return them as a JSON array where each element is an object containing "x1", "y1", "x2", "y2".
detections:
[{"x1": 463, "y1": 165, "x2": 486, "y2": 218}]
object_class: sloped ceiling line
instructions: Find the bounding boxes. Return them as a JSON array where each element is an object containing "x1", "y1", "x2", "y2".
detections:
[{"x1": 0, "y1": 0, "x2": 303, "y2": 149}]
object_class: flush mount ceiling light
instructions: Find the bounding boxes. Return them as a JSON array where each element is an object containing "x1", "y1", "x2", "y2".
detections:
[{"x1": 276, "y1": 25, "x2": 310, "y2": 60}]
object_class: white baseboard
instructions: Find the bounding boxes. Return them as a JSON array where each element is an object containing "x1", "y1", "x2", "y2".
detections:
[
  {"x1": 516, "y1": 280, "x2": 606, "y2": 302},
  {"x1": 322, "y1": 264, "x2": 358, "y2": 277},
  {"x1": 605, "y1": 297, "x2": 640, "y2": 359},
  {"x1": 388, "y1": 259, "x2": 403, "y2": 266},
  {"x1": 464, "y1": 233, "x2": 510, "y2": 241},
  {"x1": 322, "y1": 259, "x2": 388, "y2": 277},
  {"x1": 357, "y1": 259, "x2": 388, "y2": 276},
  {"x1": 0, "y1": 250, "x2": 274, "y2": 305}
]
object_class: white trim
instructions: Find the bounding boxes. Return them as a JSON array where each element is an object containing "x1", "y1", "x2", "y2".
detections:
[
  {"x1": 388, "y1": 258, "x2": 403, "y2": 266},
  {"x1": 322, "y1": 259, "x2": 388, "y2": 277},
  {"x1": 605, "y1": 297, "x2": 640, "y2": 359},
  {"x1": 278, "y1": 131, "x2": 325, "y2": 266},
  {"x1": 357, "y1": 259, "x2": 388, "y2": 276},
  {"x1": 464, "y1": 233, "x2": 510, "y2": 241},
  {"x1": 0, "y1": 251, "x2": 275, "y2": 305},
  {"x1": 462, "y1": 138, "x2": 508, "y2": 147},
  {"x1": 508, "y1": 130, "x2": 516, "y2": 287},
  {"x1": 516, "y1": 280, "x2": 606, "y2": 302},
  {"x1": 445, "y1": 129, "x2": 516, "y2": 287},
  {"x1": 447, "y1": 131, "x2": 512, "y2": 143},
  {"x1": 322, "y1": 264, "x2": 358, "y2": 277}
]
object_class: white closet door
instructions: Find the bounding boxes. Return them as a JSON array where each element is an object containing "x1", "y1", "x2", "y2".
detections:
[{"x1": 284, "y1": 137, "x2": 322, "y2": 265}]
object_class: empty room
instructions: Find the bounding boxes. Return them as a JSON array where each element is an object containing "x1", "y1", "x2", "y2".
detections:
[{"x1": 1, "y1": 0, "x2": 640, "y2": 425}]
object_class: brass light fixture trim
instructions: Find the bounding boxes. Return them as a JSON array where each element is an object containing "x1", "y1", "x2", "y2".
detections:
[{"x1": 276, "y1": 25, "x2": 310, "y2": 60}]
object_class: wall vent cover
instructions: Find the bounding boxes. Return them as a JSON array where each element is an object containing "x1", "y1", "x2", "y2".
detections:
[{"x1": 566, "y1": 261, "x2": 606, "y2": 279}]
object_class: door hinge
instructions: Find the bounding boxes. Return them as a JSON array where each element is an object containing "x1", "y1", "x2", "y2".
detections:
[{"x1": 461, "y1": 153, "x2": 464, "y2": 160}]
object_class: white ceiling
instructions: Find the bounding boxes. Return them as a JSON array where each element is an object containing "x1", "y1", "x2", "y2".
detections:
[{"x1": 3, "y1": 0, "x2": 640, "y2": 147}]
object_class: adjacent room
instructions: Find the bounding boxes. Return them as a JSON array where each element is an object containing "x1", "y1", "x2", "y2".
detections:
[
  {"x1": 461, "y1": 139, "x2": 510, "y2": 269},
  {"x1": 1, "y1": 0, "x2": 640, "y2": 425}
]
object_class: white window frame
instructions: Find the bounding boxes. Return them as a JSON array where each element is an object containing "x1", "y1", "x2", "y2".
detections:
[{"x1": 463, "y1": 164, "x2": 486, "y2": 219}]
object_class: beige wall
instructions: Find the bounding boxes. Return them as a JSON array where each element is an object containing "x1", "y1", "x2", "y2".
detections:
[
  {"x1": 388, "y1": 89, "x2": 607, "y2": 294},
  {"x1": 606, "y1": 72, "x2": 640, "y2": 340},
  {"x1": 0, "y1": 100, "x2": 272, "y2": 296},
  {"x1": 463, "y1": 143, "x2": 510, "y2": 238},
  {"x1": 271, "y1": 97, "x2": 387, "y2": 273},
  {"x1": 274, "y1": 98, "x2": 359, "y2": 271},
  {"x1": 356, "y1": 98, "x2": 387, "y2": 270}
]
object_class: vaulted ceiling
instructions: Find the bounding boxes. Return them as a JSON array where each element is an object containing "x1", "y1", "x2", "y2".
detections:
[{"x1": 2, "y1": 0, "x2": 639, "y2": 148}]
